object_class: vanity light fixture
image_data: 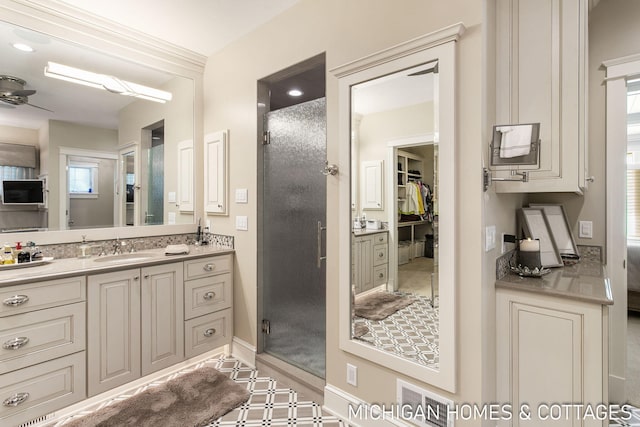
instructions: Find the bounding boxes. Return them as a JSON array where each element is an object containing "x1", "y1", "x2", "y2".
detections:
[
  {"x1": 44, "y1": 62, "x2": 172, "y2": 103},
  {"x1": 287, "y1": 88, "x2": 303, "y2": 97},
  {"x1": 12, "y1": 42, "x2": 34, "y2": 52}
]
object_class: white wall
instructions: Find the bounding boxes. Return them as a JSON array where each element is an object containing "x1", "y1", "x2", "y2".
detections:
[{"x1": 204, "y1": 0, "x2": 487, "y2": 421}]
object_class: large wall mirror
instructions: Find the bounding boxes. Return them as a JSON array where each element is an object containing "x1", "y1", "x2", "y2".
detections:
[
  {"x1": 0, "y1": 16, "x2": 195, "y2": 238},
  {"x1": 334, "y1": 24, "x2": 463, "y2": 392}
]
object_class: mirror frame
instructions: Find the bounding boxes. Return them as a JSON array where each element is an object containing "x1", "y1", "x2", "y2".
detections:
[
  {"x1": 333, "y1": 23, "x2": 464, "y2": 393},
  {"x1": 0, "y1": 0, "x2": 204, "y2": 244}
]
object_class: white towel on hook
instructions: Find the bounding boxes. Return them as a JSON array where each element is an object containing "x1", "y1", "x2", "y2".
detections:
[{"x1": 497, "y1": 124, "x2": 533, "y2": 158}]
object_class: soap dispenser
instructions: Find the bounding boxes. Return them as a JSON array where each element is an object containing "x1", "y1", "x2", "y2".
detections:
[{"x1": 78, "y1": 235, "x2": 91, "y2": 259}]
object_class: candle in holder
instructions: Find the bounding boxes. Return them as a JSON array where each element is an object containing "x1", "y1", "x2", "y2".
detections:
[{"x1": 518, "y1": 238, "x2": 541, "y2": 269}]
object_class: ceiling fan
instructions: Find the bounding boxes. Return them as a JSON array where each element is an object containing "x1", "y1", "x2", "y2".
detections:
[{"x1": 0, "y1": 75, "x2": 53, "y2": 112}]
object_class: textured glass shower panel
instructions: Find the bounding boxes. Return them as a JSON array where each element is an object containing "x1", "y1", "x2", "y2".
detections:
[
  {"x1": 263, "y1": 98, "x2": 327, "y2": 378},
  {"x1": 147, "y1": 144, "x2": 164, "y2": 225}
]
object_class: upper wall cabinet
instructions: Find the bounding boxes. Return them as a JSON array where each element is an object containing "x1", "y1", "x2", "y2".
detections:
[
  {"x1": 204, "y1": 131, "x2": 228, "y2": 215},
  {"x1": 494, "y1": 0, "x2": 588, "y2": 193}
]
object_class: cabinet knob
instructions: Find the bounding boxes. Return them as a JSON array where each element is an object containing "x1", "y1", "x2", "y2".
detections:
[
  {"x1": 378, "y1": 273, "x2": 384, "y2": 279},
  {"x1": 203, "y1": 328, "x2": 216, "y2": 337},
  {"x1": 203, "y1": 264, "x2": 215, "y2": 272},
  {"x1": 378, "y1": 252, "x2": 384, "y2": 258},
  {"x1": 3, "y1": 295, "x2": 29, "y2": 307},
  {"x1": 3, "y1": 392, "x2": 29, "y2": 407},
  {"x1": 203, "y1": 291, "x2": 215, "y2": 300},
  {"x1": 134, "y1": 276, "x2": 140, "y2": 281},
  {"x1": 143, "y1": 275, "x2": 149, "y2": 279},
  {"x1": 3, "y1": 337, "x2": 29, "y2": 350}
]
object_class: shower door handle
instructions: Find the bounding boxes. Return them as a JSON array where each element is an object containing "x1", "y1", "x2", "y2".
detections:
[{"x1": 317, "y1": 221, "x2": 326, "y2": 268}]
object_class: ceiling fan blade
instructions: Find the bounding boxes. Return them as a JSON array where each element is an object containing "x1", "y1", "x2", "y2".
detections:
[
  {"x1": 12, "y1": 89, "x2": 36, "y2": 97},
  {"x1": 25, "y1": 102, "x2": 53, "y2": 112}
]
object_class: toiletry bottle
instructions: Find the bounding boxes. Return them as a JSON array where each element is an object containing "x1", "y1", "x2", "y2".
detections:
[
  {"x1": 16, "y1": 242, "x2": 29, "y2": 263},
  {"x1": 3, "y1": 243, "x2": 14, "y2": 264}
]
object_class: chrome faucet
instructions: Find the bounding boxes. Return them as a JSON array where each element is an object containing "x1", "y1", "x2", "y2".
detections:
[
  {"x1": 128, "y1": 240, "x2": 144, "y2": 253},
  {"x1": 112, "y1": 237, "x2": 125, "y2": 255}
]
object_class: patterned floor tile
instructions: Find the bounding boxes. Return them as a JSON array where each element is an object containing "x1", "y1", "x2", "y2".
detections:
[
  {"x1": 353, "y1": 293, "x2": 439, "y2": 369},
  {"x1": 54, "y1": 356, "x2": 345, "y2": 427}
]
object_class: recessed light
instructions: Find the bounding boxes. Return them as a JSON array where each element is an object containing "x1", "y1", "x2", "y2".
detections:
[
  {"x1": 287, "y1": 89, "x2": 303, "y2": 97},
  {"x1": 12, "y1": 42, "x2": 34, "y2": 52}
]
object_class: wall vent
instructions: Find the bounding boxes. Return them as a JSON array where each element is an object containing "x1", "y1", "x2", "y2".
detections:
[
  {"x1": 18, "y1": 412, "x2": 55, "y2": 427},
  {"x1": 397, "y1": 379, "x2": 453, "y2": 427}
]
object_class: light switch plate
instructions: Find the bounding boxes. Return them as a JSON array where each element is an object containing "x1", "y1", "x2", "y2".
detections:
[
  {"x1": 235, "y1": 215, "x2": 248, "y2": 231},
  {"x1": 235, "y1": 188, "x2": 248, "y2": 204},
  {"x1": 579, "y1": 220, "x2": 593, "y2": 238},
  {"x1": 346, "y1": 363, "x2": 357, "y2": 386},
  {"x1": 485, "y1": 225, "x2": 496, "y2": 252},
  {"x1": 168, "y1": 212, "x2": 176, "y2": 225},
  {"x1": 167, "y1": 191, "x2": 176, "y2": 203}
]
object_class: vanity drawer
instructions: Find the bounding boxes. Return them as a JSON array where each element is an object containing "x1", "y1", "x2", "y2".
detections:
[
  {"x1": 373, "y1": 233, "x2": 388, "y2": 244},
  {"x1": 373, "y1": 265, "x2": 388, "y2": 286},
  {"x1": 0, "y1": 276, "x2": 86, "y2": 317},
  {"x1": 0, "y1": 351, "x2": 86, "y2": 427},
  {"x1": 1, "y1": 302, "x2": 86, "y2": 373},
  {"x1": 373, "y1": 244, "x2": 388, "y2": 266},
  {"x1": 184, "y1": 273, "x2": 232, "y2": 320},
  {"x1": 184, "y1": 308, "x2": 231, "y2": 358},
  {"x1": 184, "y1": 254, "x2": 232, "y2": 281}
]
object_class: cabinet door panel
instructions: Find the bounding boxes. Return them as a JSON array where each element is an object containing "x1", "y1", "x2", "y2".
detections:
[
  {"x1": 204, "y1": 130, "x2": 228, "y2": 214},
  {"x1": 88, "y1": 269, "x2": 140, "y2": 397},
  {"x1": 141, "y1": 263, "x2": 184, "y2": 376}
]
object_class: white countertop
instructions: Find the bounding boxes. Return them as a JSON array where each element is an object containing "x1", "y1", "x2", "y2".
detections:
[{"x1": 0, "y1": 245, "x2": 234, "y2": 287}]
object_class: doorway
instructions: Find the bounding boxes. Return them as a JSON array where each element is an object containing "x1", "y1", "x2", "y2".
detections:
[{"x1": 258, "y1": 55, "x2": 327, "y2": 379}]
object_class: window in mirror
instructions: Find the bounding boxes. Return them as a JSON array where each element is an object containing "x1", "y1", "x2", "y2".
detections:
[{"x1": 68, "y1": 159, "x2": 98, "y2": 196}]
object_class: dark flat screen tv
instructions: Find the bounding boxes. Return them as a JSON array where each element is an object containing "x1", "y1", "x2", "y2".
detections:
[{"x1": 2, "y1": 180, "x2": 45, "y2": 205}]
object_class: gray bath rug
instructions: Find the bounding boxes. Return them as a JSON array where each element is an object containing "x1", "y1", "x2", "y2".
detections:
[
  {"x1": 63, "y1": 366, "x2": 250, "y2": 427},
  {"x1": 354, "y1": 291, "x2": 414, "y2": 321}
]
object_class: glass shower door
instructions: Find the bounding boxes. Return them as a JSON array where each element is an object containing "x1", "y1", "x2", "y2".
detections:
[{"x1": 262, "y1": 97, "x2": 327, "y2": 378}]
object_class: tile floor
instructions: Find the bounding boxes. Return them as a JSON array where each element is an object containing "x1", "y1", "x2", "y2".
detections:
[
  {"x1": 54, "y1": 355, "x2": 345, "y2": 427},
  {"x1": 353, "y1": 293, "x2": 439, "y2": 369}
]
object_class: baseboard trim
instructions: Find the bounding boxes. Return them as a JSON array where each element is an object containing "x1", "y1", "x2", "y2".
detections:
[
  {"x1": 323, "y1": 384, "x2": 410, "y2": 427},
  {"x1": 609, "y1": 373, "x2": 626, "y2": 404},
  {"x1": 231, "y1": 336, "x2": 256, "y2": 368}
]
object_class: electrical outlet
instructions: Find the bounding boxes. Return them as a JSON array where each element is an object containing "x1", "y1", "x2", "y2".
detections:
[
  {"x1": 579, "y1": 220, "x2": 593, "y2": 239},
  {"x1": 347, "y1": 363, "x2": 357, "y2": 386}
]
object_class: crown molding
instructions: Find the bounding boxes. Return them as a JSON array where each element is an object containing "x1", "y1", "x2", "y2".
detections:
[{"x1": 0, "y1": 0, "x2": 206, "y2": 77}]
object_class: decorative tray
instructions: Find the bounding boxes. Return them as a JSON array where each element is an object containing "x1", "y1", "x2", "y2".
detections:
[
  {"x1": 0, "y1": 257, "x2": 54, "y2": 270},
  {"x1": 510, "y1": 265, "x2": 551, "y2": 278}
]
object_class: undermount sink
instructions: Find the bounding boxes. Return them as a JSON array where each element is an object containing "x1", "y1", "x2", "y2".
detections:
[{"x1": 93, "y1": 252, "x2": 159, "y2": 264}]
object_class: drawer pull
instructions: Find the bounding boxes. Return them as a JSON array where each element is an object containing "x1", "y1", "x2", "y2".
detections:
[
  {"x1": 378, "y1": 252, "x2": 384, "y2": 258},
  {"x1": 203, "y1": 263, "x2": 215, "y2": 272},
  {"x1": 3, "y1": 337, "x2": 29, "y2": 350},
  {"x1": 203, "y1": 291, "x2": 216, "y2": 300},
  {"x1": 3, "y1": 295, "x2": 29, "y2": 307},
  {"x1": 3, "y1": 392, "x2": 29, "y2": 407},
  {"x1": 378, "y1": 273, "x2": 384, "y2": 279},
  {"x1": 203, "y1": 328, "x2": 216, "y2": 337}
]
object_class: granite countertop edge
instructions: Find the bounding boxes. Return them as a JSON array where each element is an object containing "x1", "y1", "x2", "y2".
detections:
[
  {"x1": 0, "y1": 246, "x2": 234, "y2": 288},
  {"x1": 496, "y1": 262, "x2": 613, "y2": 306}
]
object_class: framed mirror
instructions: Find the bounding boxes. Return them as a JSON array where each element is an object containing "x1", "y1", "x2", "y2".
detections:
[
  {"x1": 0, "y1": 15, "x2": 196, "y2": 240},
  {"x1": 334, "y1": 24, "x2": 463, "y2": 392}
]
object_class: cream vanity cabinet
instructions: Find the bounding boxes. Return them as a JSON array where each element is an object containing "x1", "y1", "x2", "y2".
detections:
[
  {"x1": 353, "y1": 232, "x2": 388, "y2": 294},
  {"x1": 0, "y1": 276, "x2": 87, "y2": 427},
  {"x1": 183, "y1": 254, "x2": 233, "y2": 358},
  {"x1": 496, "y1": 287, "x2": 608, "y2": 426},
  {"x1": 87, "y1": 262, "x2": 184, "y2": 396},
  {"x1": 493, "y1": 0, "x2": 588, "y2": 193}
]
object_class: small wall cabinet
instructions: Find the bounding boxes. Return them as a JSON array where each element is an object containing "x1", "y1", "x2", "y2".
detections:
[
  {"x1": 177, "y1": 139, "x2": 194, "y2": 212},
  {"x1": 204, "y1": 130, "x2": 228, "y2": 215},
  {"x1": 496, "y1": 288, "x2": 607, "y2": 425},
  {"x1": 493, "y1": 0, "x2": 588, "y2": 193},
  {"x1": 353, "y1": 232, "x2": 388, "y2": 294},
  {"x1": 361, "y1": 160, "x2": 383, "y2": 210}
]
